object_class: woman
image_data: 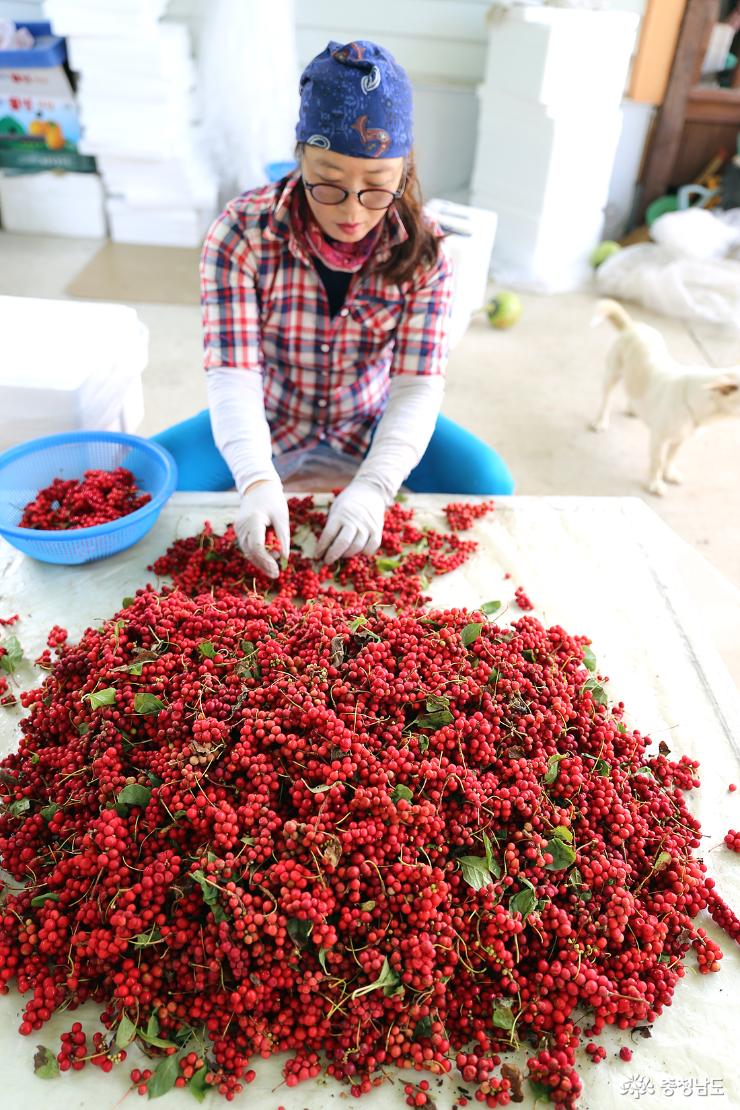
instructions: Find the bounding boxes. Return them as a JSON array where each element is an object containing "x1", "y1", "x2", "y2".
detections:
[{"x1": 154, "y1": 40, "x2": 513, "y2": 579}]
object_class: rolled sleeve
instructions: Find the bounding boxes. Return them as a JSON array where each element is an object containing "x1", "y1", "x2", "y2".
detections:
[
  {"x1": 200, "y1": 209, "x2": 264, "y2": 374},
  {"x1": 390, "y1": 242, "x2": 454, "y2": 380}
]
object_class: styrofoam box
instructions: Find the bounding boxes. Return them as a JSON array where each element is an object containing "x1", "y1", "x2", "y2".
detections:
[
  {"x1": 472, "y1": 191, "x2": 606, "y2": 292},
  {"x1": 0, "y1": 296, "x2": 148, "y2": 452},
  {"x1": 0, "y1": 171, "x2": 106, "y2": 237},
  {"x1": 471, "y1": 90, "x2": 623, "y2": 218},
  {"x1": 106, "y1": 196, "x2": 215, "y2": 247},
  {"x1": 425, "y1": 198, "x2": 497, "y2": 349},
  {"x1": 483, "y1": 6, "x2": 639, "y2": 111}
]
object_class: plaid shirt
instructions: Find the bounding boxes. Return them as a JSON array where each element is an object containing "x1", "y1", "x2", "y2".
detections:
[{"x1": 200, "y1": 173, "x2": 453, "y2": 459}]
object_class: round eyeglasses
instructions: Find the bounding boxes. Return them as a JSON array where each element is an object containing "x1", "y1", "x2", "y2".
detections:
[{"x1": 302, "y1": 177, "x2": 406, "y2": 211}]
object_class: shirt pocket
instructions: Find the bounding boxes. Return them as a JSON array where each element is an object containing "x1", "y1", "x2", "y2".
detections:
[{"x1": 348, "y1": 291, "x2": 405, "y2": 337}]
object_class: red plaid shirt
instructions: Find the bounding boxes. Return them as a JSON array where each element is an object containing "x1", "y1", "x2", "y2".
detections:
[{"x1": 200, "y1": 173, "x2": 453, "y2": 459}]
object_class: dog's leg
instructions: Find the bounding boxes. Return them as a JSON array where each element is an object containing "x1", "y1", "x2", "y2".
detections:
[
  {"x1": 591, "y1": 352, "x2": 622, "y2": 432},
  {"x1": 647, "y1": 435, "x2": 670, "y2": 496},
  {"x1": 664, "y1": 439, "x2": 685, "y2": 484}
]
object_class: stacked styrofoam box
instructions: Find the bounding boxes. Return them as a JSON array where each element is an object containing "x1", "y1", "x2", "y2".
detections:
[
  {"x1": 0, "y1": 169, "x2": 106, "y2": 236},
  {"x1": 0, "y1": 296, "x2": 148, "y2": 452},
  {"x1": 42, "y1": 0, "x2": 217, "y2": 246},
  {"x1": 425, "y1": 198, "x2": 497, "y2": 349},
  {"x1": 471, "y1": 7, "x2": 639, "y2": 290}
]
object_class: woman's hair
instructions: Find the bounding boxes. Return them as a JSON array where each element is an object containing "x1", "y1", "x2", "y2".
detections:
[{"x1": 294, "y1": 143, "x2": 441, "y2": 285}]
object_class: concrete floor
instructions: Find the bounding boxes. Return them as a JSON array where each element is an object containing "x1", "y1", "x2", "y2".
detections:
[{"x1": 2, "y1": 230, "x2": 739, "y2": 685}]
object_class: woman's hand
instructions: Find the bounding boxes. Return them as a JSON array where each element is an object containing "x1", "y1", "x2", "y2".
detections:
[
  {"x1": 316, "y1": 479, "x2": 387, "y2": 564},
  {"x1": 235, "y1": 479, "x2": 290, "y2": 579}
]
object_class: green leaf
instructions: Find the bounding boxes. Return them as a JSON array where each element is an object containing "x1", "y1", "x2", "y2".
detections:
[
  {"x1": 376, "y1": 555, "x2": 402, "y2": 573},
  {"x1": 147, "y1": 1053, "x2": 181, "y2": 1099},
  {"x1": 391, "y1": 783, "x2": 413, "y2": 804},
  {"x1": 189, "y1": 1066, "x2": 209, "y2": 1103},
  {"x1": 76, "y1": 722, "x2": 89, "y2": 735},
  {"x1": 459, "y1": 854, "x2": 495, "y2": 891},
  {"x1": 33, "y1": 1045, "x2": 59, "y2": 1079},
  {"x1": 413, "y1": 1016, "x2": 433, "y2": 1040},
  {"x1": 129, "y1": 926, "x2": 164, "y2": 948},
  {"x1": 318, "y1": 947, "x2": 329, "y2": 973},
  {"x1": 543, "y1": 753, "x2": 566, "y2": 784},
  {"x1": 146, "y1": 1013, "x2": 160, "y2": 1040},
  {"x1": 122, "y1": 597, "x2": 135, "y2": 608},
  {"x1": 40, "y1": 803, "x2": 59, "y2": 821},
  {"x1": 594, "y1": 758, "x2": 610, "y2": 777},
  {"x1": 545, "y1": 836, "x2": 577, "y2": 871},
  {"x1": 116, "y1": 784, "x2": 152, "y2": 808},
  {"x1": 616, "y1": 722, "x2": 627, "y2": 734},
  {"x1": 551, "y1": 825, "x2": 573, "y2": 843},
  {"x1": 30, "y1": 892, "x2": 60, "y2": 907},
  {"x1": 133, "y1": 692, "x2": 166, "y2": 714},
  {"x1": 654, "y1": 851, "x2": 671, "y2": 872},
  {"x1": 482, "y1": 830, "x2": 495, "y2": 872},
  {"x1": 415, "y1": 693, "x2": 454, "y2": 731},
  {"x1": 522, "y1": 649, "x2": 536, "y2": 663},
  {"x1": 529, "y1": 1078, "x2": 553, "y2": 1103},
  {"x1": 352, "y1": 956, "x2": 401, "y2": 999},
  {"x1": 492, "y1": 1002, "x2": 515, "y2": 1031},
  {"x1": 488, "y1": 667, "x2": 502, "y2": 686},
  {"x1": 116, "y1": 1014, "x2": 136, "y2": 1049},
  {"x1": 359, "y1": 900, "x2": 376, "y2": 912},
  {"x1": 198, "y1": 641, "x2": 216, "y2": 659},
  {"x1": 8, "y1": 798, "x2": 30, "y2": 817},
  {"x1": 582, "y1": 677, "x2": 608, "y2": 707},
  {"x1": 394, "y1": 492, "x2": 408, "y2": 503},
  {"x1": 480, "y1": 600, "x2": 501, "y2": 615},
  {"x1": 287, "y1": 918, "x2": 313, "y2": 948},
  {"x1": 418, "y1": 735, "x2": 429, "y2": 753},
  {"x1": 582, "y1": 645, "x2": 597, "y2": 672},
  {"x1": 509, "y1": 879, "x2": 537, "y2": 920},
  {"x1": 568, "y1": 867, "x2": 584, "y2": 888},
  {"x1": 0, "y1": 635, "x2": 23, "y2": 674},
  {"x1": 85, "y1": 687, "x2": 116, "y2": 709},
  {"x1": 192, "y1": 869, "x2": 226, "y2": 921},
  {"x1": 461, "y1": 622, "x2": 483, "y2": 646},
  {"x1": 236, "y1": 639, "x2": 260, "y2": 680}
]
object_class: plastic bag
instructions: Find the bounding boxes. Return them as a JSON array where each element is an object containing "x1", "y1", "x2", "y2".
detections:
[
  {"x1": 650, "y1": 207, "x2": 740, "y2": 260},
  {"x1": 595, "y1": 243, "x2": 740, "y2": 330}
]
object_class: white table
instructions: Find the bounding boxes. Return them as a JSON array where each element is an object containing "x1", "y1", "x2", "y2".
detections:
[{"x1": 1, "y1": 495, "x2": 739, "y2": 1110}]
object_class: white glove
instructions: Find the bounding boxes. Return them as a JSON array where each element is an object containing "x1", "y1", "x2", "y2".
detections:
[
  {"x1": 315, "y1": 478, "x2": 387, "y2": 565},
  {"x1": 235, "y1": 479, "x2": 290, "y2": 579}
]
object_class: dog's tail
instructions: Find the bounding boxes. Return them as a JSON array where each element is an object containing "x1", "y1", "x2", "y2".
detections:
[{"x1": 591, "y1": 298, "x2": 633, "y2": 332}]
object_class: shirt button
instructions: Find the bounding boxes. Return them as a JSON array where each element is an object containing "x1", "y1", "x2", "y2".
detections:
[
  {"x1": 320, "y1": 342, "x2": 330, "y2": 353},
  {"x1": 317, "y1": 399, "x2": 328, "y2": 408},
  {"x1": 339, "y1": 308, "x2": 349, "y2": 317}
]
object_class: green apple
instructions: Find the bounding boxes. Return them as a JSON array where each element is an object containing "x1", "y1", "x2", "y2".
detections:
[
  {"x1": 590, "y1": 240, "x2": 622, "y2": 268},
  {"x1": 486, "y1": 291, "x2": 523, "y2": 329}
]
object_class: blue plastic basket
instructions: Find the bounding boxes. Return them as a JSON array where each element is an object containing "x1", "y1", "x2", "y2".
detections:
[{"x1": 0, "y1": 431, "x2": 177, "y2": 565}]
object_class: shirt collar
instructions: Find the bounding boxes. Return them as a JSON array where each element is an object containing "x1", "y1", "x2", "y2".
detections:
[{"x1": 264, "y1": 171, "x2": 410, "y2": 265}]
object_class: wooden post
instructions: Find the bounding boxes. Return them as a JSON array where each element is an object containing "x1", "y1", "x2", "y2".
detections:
[{"x1": 636, "y1": 0, "x2": 720, "y2": 223}]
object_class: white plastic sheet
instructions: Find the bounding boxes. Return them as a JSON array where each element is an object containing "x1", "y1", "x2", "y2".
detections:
[
  {"x1": 595, "y1": 243, "x2": 740, "y2": 330},
  {"x1": 1, "y1": 494, "x2": 739, "y2": 1109}
]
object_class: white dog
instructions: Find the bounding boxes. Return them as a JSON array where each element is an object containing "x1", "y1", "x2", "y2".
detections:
[{"x1": 591, "y1": 299, "x2": 740, "y2": 495}]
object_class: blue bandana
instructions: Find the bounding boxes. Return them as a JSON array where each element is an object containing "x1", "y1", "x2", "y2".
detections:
[{"x1": 296, "y1": 40, "x2": 413, "y2": 159}]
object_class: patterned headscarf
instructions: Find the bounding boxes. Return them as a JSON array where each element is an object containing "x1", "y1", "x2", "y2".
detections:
[{"x1": 296, "y1": 40, "x2": 413, "y2": 159}]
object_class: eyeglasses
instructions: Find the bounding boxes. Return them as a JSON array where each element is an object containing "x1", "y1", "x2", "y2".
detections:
[{"x1": 302, "y1": 176, "x2": 406, "y2": 211}]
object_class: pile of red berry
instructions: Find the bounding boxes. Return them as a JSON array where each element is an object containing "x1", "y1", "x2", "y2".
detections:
[
  {"x1": 18, "y1": 467, "x2": 150, "y2": 531},
  {"x1": 150, "y1": 495, "x2": 488, "y2": 611},
  {"x1": 724, "y1": 829, "x2": 740, "y2": 853},
  {"x1": 0, "y1": 496, "x2": 736, "y2": 1109}
]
